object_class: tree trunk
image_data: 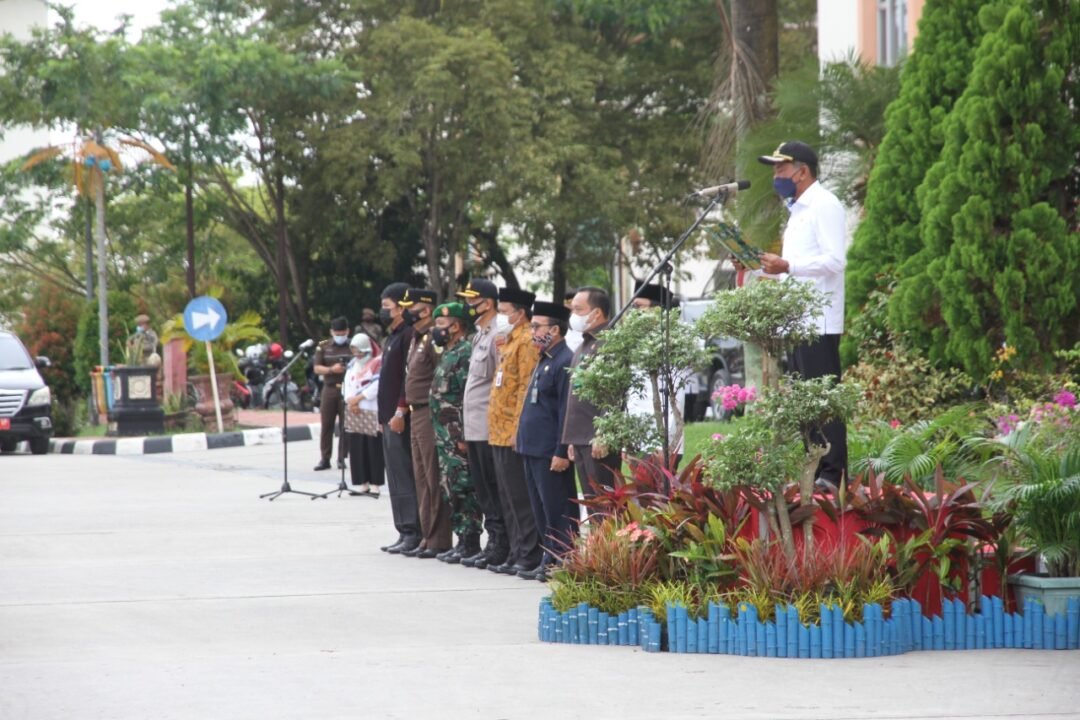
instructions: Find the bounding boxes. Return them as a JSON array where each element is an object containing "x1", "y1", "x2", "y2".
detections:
[
  {"x1": 95, "y1": 171, "x2": 109, "y2": 367},
  {"x1": 773, "y1": 491, "x2": 795, "y2": 561},
  {"x1": 730, "y1": 0, "x2": 779, "y2": 137},
  {"x1": 799, "y1": 444, "x2": 828, "y2": 555},
  {"x1": 275, "y1": 171, "x2": 289, "y2": 345},
  {"x1": 552, "y1": 232, "x2": 567, "y2": 301},
  {"x1": 184, "y1": 129, "x2": 196, "y2": 299}
]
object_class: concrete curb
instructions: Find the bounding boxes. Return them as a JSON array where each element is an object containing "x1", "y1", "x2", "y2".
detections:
[{"x1": 49, "y1": 423, "x2": 323, "y2": 456}]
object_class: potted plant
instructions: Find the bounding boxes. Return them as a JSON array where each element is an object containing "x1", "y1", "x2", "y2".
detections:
[{"x1": 983, "y1": 399, "x2": 1080, "y2": 615}]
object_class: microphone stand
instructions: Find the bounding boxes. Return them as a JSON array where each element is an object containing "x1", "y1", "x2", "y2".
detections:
[
  {"x1": 260, "y1": 344, "x2": 322, "y2": 501},
  {"x1": 607, "y1": 191, "x2": 731, "y2": 477}
]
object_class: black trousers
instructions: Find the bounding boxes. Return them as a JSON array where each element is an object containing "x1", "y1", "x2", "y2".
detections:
[
  {"x1": 789, "y1": 333, "x2": 848, "y2": 483},
  {"x1": 382, "y1": 420, "x2": 419, "y2": 540},
  {"x1": 491, "y1": 445, "x2": 542, "y2": 567},
  {"x1": 347, "y1": 432, "x2": 384, "y2": 487},
  {"x1": 466, "y1": 440, "x2": 506, "y2": 545},
  {"x1": 523, "y1": 454, "x2": 578, "y2": 562},
  {"x1": 573, "y1": 444, "x2": 621, "y2": 503}
]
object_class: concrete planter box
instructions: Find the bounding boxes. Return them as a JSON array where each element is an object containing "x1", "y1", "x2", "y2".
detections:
[
  {"x1": 107, "y1": 366, "x2": 164, "y2": 437},
  {"x1": 1009, "y1": 573, "x2": 1080, "y2": 617}
]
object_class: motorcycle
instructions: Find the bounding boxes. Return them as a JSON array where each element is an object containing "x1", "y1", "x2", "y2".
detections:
[
  {"x1": 262, "y1": 350, "x2": 305, "y2": 411},
  {"x1": 232, "y1": 345, "x2": 270, "y2": 409}
]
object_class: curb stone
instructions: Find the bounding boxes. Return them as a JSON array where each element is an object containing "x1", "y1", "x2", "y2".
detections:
[{"x1": 48, "y1": 423, "x2": 324, "y2": 456}]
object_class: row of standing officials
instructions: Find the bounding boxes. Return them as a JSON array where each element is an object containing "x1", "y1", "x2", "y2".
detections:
[{"x1": 314, "y1": 279, "x2": 658, "y2": 582}]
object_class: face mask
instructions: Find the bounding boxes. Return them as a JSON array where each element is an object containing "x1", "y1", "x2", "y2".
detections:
[
  {"x1": 467, "y1": 300, "x2": 485, "y2": 319},
  {"x1": 773, "y1": 176, "x2": 797, "y2": 200},
  {"x1": 333, "y1": 334, "x2": 349, "y2": 345},
  {"x1": 532, "y1": 330, "x2": 553, "y2": 350},
  {"x1": 135, "y1": 326, "x2": 145, "y2": 334},
  {"x1": 431, "y1": 327, "x2": 451, "y2": 347},
  {"x1": 496, "y1": 313, "x2": 512, "y2": 333},
  {"x1": 379, "y1": 308, "x2": 393, "y2": 325},
  {"x1": 565, "y1": 329, "x2": 584, "y2": 352},
  {"x1": 568, "y1": 311, "x2": 591, "y2": 334}
]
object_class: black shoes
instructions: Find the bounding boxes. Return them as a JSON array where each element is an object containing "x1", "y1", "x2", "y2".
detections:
[
  {"x1": 399, "y1": 541, "x2": 424, "y2": 557},
  {"x1": 388, "y1": 537, "x2": 420, "y2": 555},
  {"x1": 380, "y1": 536, "x2": 405, "y2": 552},
  {"x1": 313, "y1": 459, "x2": 331, "y2": 471},
  {"x1": 518, "y1": 564, "x2": 548, "y2": 581},
  {"x1": 416, "y1": 547, "x2": 445, "y2": 559},
  {"x1": 460, "y1": 549, "x2": 487, "y2": 568}
]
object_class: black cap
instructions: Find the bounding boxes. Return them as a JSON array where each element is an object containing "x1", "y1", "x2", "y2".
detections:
[
  {"x1": 758, "y1": 140, "x2": 818, "y2": 177},
  {"x1": 634, "y1": 281, "x2": 677, "y2": 309},
  {"x1": 498, "y1": 287, "x2": 536, "y2": 307},
  {"x1": 399, "y1": 288, "x2": 438, "y2": 307},
  {"x1": 330, "y1": 316, "x2": 349, "y2": 332},
  {"x1": 532, "y1": 300, "x2": 570, "y2": 322},
  {"x1": 456, "y1": 278, "x2": 498, "y2": 301},
  {"x1": 381, "y1": 282, "x2": 410, "y2": 302}
]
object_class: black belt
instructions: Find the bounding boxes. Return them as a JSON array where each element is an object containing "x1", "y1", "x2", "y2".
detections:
[{"x1": 409, "y1": 403, "x2": 428, "y2": 411}]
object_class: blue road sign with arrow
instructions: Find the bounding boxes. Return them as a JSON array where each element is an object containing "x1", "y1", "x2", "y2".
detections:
[{"x1": 183, "y1": 296, "x2": 228, "y2": 342}]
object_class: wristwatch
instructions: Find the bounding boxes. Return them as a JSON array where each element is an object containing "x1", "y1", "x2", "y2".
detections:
[{"x1": 394, "y1": 409, "x2": 406, "y2": 418}]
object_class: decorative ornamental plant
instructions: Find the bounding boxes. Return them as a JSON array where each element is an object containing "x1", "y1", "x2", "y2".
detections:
[
  {"x1": 696, "y1": 279, "x2": 860, "y2": 559},
  {"x1": 573, "y1": 307, "x2": 709, "y2": 455}
]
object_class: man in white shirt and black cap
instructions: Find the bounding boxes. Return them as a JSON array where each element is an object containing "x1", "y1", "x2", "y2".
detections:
[{"x1": 755, "y1": 140, "x2": 848, "y2": 485}]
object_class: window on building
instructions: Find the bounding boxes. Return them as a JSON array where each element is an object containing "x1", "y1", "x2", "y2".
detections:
[{"x1": 877, "y1": 0, "x2": 909, "y2": 66}]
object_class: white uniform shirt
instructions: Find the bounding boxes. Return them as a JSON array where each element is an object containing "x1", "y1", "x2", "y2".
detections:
[{"x1": 763, "y1": 181, "x2": 847, "y2": 335}]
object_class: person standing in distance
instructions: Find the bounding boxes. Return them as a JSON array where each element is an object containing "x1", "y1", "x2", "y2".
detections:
[
  {"x1": 428, "y1": 302, "x2": 482, "y2": 563},
  {"x1": 397, "y1": 288, "x2": 451, "y2": 558},
  {"x1": 756, "y1": 140, "x2": 848, "y2": 485},
  {"x1": 487, "y1": 287, "x2": 543, "y2": 577},
  {"x1": 313, "y1": 316, "x2": 352, "y2": 471},
  {"x1": 562, "y1": 286, "x2": 621, "y2": 503},
  {"x1": 376, "y1": 283, "x2": 421, "y2": 554},
  {"x1": 343, "y1": 333, "x2": 383, "y2": 496},
  {"x1": 455, "y1": 279, "x2": 509, "y2": 570},
  {"x1": 516, "y1": 300, "x2": 576, "y2": 581}
]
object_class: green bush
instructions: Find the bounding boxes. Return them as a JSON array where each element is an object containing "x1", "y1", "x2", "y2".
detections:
[{"x1": 73, "y1": 292, "x2": 138, "y2": 393}]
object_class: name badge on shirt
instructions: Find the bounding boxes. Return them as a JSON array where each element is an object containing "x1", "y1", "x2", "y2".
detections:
[
  {"x1": 530, "y1": 384, "x2": 539, "y2": 404},
  {"x1": 495, "y1": 370, "x2": 504, "y2": 388}
]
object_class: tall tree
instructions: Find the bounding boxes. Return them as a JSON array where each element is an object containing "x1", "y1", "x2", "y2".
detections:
[{"x1": 889, "y1": 0, "x2": 1080, "y2": 377}]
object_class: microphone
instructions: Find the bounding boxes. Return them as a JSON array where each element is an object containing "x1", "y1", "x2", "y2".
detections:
[
  {"x1": 691, "y1": 179, "x2": 751, "y2": 198},
  {"x1": 298, "y1": 338, "x2": 315, "y2": 350}
]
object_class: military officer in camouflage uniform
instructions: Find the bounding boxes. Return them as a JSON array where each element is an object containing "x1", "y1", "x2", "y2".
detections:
[{"x1": 429, "y1": 302, "x2": 482, "y2": 563}]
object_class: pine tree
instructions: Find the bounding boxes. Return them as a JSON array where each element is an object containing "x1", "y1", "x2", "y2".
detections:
[
  {"x1": 843, "y1": 0, "x2": 991, "y2": 348},
  {"x1": 889, "y1": 0, "x2": 1080, "y2": 378}
]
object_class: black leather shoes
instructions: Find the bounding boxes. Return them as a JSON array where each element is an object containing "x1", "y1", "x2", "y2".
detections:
[
  {"x1": 313, "y1": 459, "x2": 331, "y2": 471},
  {"x1": 388, "y1": 537, "x2": 420, "y2": 555},
  {"x1": 490, "y1": 560, "x2": 518, "y2": 575},
  {"x1": 380, "y1": 536, "x2": 405, "y2": 552},
  {"x1": 518, "y1": 564, "x2": 547, "y2": 581},
  {"x1": 417, "y1": 547, "x2": 444, "y2": 559},
  {"x1": 400, "y1": 543, "x2": 425, "y2": 557},
  {"x1": 436, "y1": 547, "x2": 460, "y2": 562}
]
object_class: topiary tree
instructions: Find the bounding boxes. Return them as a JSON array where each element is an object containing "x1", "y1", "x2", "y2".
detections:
[
  {"x1": 889, "y1": 0, "x2": 1080, "y2": 378},
  {"x1": 572, "y1": 307, "x2": 709, "y2": 455},
  {"x1": 843, "y1": 0, "x2": 994, "y2": 363},
  {"x1": 696, "y1": 279, "x2": 860, "y2": 559}
]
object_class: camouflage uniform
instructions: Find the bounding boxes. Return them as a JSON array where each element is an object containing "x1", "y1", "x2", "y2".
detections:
[{"x1": 429, "y1": 336, "x2": 481, "y2": 537}]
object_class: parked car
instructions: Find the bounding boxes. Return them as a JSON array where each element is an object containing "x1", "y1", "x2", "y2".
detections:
[
  {"x1": 680, "y1": 298, "x2": 745, "y2": 422},
  {"x1": 0, "y1": 331, "x2": 53, "y2": 454}
]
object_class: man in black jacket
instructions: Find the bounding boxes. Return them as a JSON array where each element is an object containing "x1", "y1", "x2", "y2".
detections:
[{"x1": 377, "y1": 282, "x2": 421, "y2": 554}]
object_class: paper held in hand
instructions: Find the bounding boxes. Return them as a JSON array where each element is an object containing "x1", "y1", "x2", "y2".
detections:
[{"x1": 703, "y1": 223, "x2": 762, "y2": 270}]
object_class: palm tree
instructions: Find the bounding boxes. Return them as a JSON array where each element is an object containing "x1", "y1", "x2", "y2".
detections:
[{"x1": 22, "y1": 134, "x2": 174, "y2": 367}]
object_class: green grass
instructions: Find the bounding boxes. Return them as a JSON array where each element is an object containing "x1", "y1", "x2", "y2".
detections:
[
  {"x1": 76, "y1": 424, "x2": 108, "y2": 438},
  {"x1": 683, "y1": 416, "x2": 748, "y2": 461}
]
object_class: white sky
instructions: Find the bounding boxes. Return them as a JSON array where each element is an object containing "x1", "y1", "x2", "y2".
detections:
[{"x1": 64, "y1": 0, "x2": 172, "y2": 36}]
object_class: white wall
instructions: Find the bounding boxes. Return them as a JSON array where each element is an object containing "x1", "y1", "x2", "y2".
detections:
[{"x1": 817, "y1": 0, "x2": 860, "y2": 63}]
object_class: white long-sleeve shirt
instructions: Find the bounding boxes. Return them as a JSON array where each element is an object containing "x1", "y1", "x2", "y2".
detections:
[{"x1": 762, "y1": 181, "x2": 847, "y2": 335}]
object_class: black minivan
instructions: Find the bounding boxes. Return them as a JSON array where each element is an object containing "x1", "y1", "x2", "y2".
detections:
[{"x1": 0, "y1": 331, "x2": 53, "y2": 455}]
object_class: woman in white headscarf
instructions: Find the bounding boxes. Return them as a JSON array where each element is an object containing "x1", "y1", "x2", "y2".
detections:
[{"x1": 343, "y1": 333, "x2": 384, "y2": 496}]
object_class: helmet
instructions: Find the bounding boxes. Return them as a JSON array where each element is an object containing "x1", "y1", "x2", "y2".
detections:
[{"x1": 268, "y1": 342, "x2": 284, "y2": 360}]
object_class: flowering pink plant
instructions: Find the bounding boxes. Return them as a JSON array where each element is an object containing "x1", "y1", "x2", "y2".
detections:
[
  {"x1": 996, "y1": 413, "x2": 1021, "y2": 436},
  {"x1": 615, "y1": 521, "x2": 657, "y2": 543},
  {"x1": 1054, "y1": 390, "x2": 1077, "y2": 409},
  {"x1": 711, "y1": 383, "x2": 757, "y2": 412}
]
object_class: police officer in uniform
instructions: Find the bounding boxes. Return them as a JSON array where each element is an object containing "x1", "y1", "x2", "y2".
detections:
[
  {"x1": 313, "y1": 316, "x2": 352, "y2": 471},
  {"x1": 428, "y1": 302, "x2": 482, "y2": 563},
  {"x1": 128, "y1": 314, "x2": 159, "y2": 362},
  {"x1": 397, "y1": 288, "x2": 452, "y2": 558},
  {"x1": 517, "y1": 300, "x2": 576, "y2": 581}
]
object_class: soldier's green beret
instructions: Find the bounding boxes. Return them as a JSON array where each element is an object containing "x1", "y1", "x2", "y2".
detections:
[{"x1": 434, "y1": 302, "x2": 469, "y2": 321}]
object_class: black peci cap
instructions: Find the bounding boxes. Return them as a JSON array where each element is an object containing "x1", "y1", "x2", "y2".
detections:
[
  {"x1": 634, "y1": 280, "x2": 678, "y2": 309},
  {"x1": 381, "y1": 282, "x2": 411, "y2": 302},
  {"x1": 532, "y1": 300, "x2": 570, "y2": 322},
  {"x1": 498, "y1": 287, "x2": 536, "y2": 307},
  {"x1": 758, "y1": 140, "x2": 819, "y2": 177}
]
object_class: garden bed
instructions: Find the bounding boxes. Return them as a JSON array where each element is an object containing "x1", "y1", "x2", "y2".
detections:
[{"x1": 538, "y1": 595, "x2": 1080, "y2": 656}]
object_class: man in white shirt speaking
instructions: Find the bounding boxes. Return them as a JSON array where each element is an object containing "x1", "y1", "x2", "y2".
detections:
[{"x1": 756, "y1": 140, "x2": 848, "y2": 486}]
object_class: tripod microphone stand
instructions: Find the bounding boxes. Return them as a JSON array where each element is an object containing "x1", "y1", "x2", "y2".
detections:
[
  {"x1": 314, "y1": 405, "x2": 364, "y2": 499},
  {"x1": 260, "y1": 342, "x2": 322, "y2": 501}
]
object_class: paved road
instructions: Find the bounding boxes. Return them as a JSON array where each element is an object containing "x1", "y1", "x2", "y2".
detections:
[{"x1": 1, "y1": 441, "x2": 1078, "y2": 720}]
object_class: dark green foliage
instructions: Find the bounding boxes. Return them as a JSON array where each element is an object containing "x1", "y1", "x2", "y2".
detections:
[
  {"x1": 845, "y1": 0, "x2": 993, "y2": 331},
  {"x1": 73, "y1": 292, "x2": 136, "y2": 392},
  {"x1": 890, "y1": 0, "x2": 1080, "y2": 378}
]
